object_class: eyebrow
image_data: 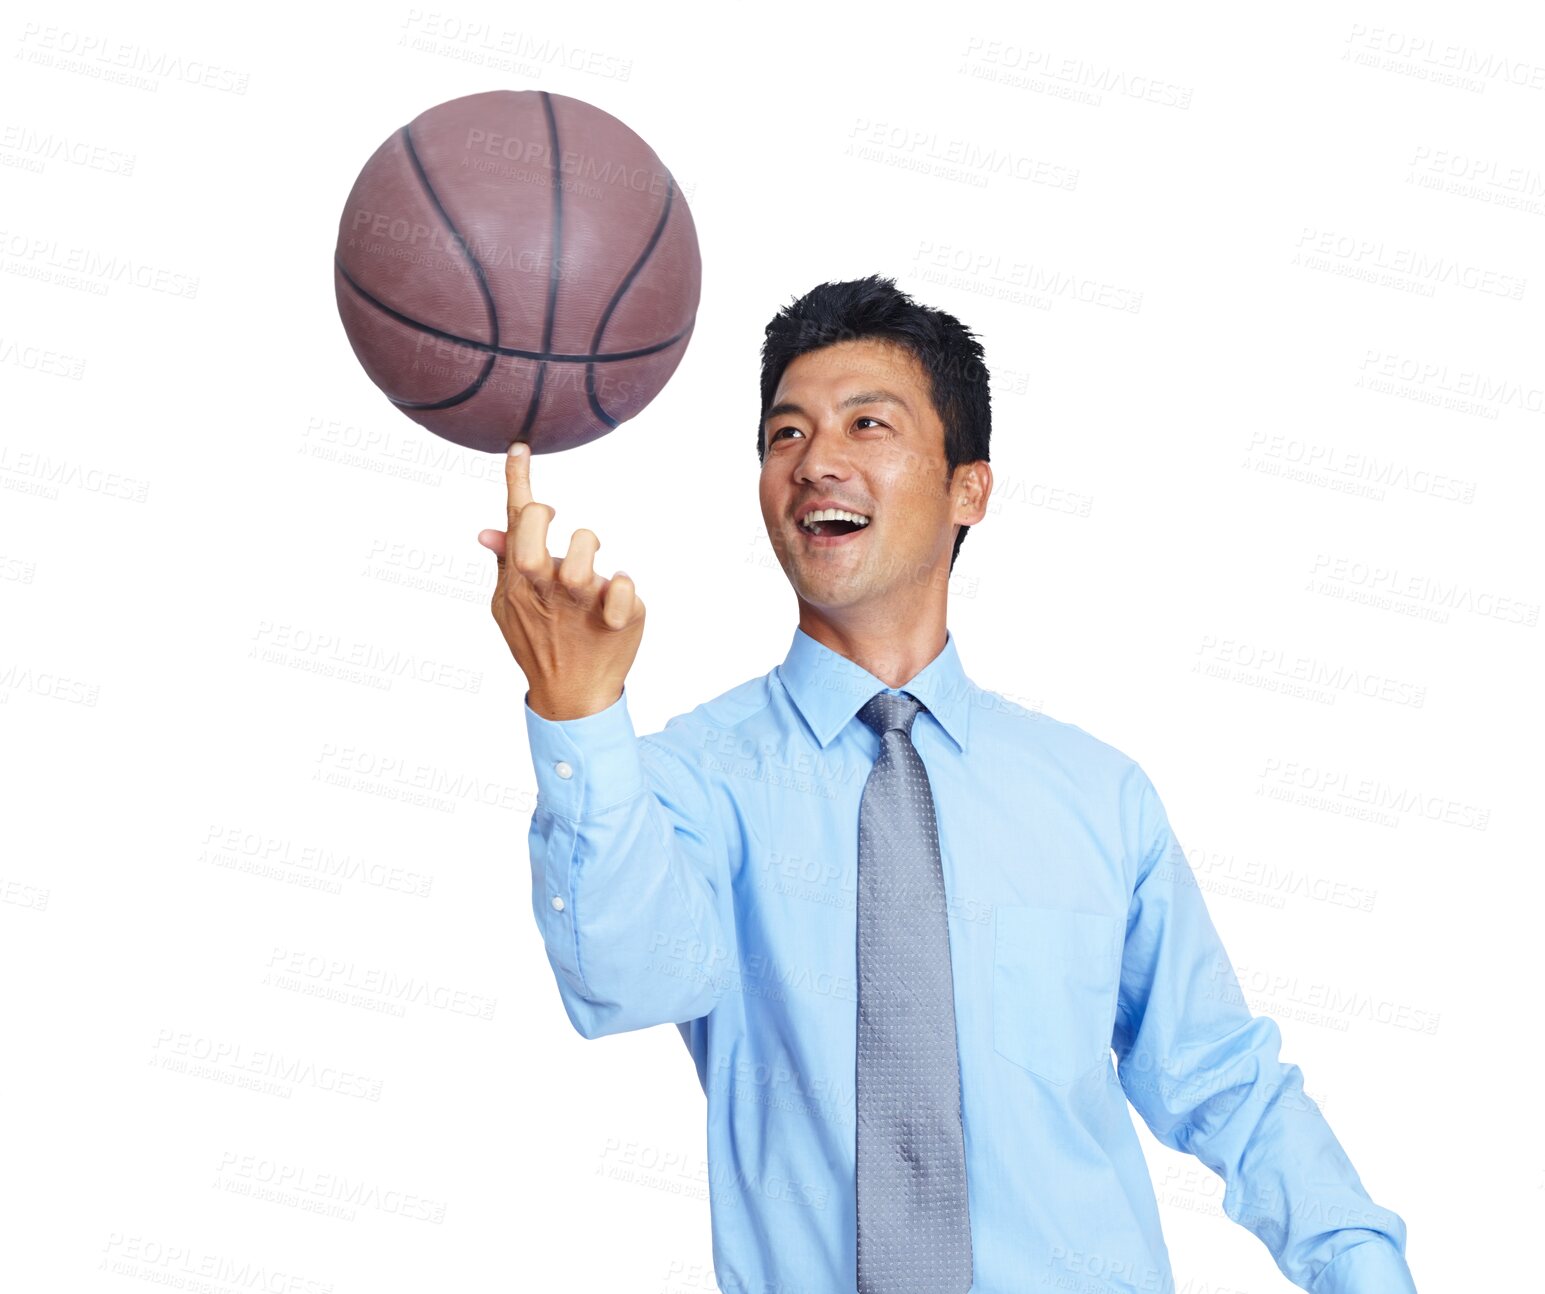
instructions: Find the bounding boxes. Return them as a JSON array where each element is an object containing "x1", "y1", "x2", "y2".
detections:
[{"x1": 763, "y1": 388, "x2": 913, "y2": 426}]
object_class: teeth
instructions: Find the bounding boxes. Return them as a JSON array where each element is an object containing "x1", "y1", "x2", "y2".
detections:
[{"x1": 800, "y1": 508, "x2": 871, "y2": 531}]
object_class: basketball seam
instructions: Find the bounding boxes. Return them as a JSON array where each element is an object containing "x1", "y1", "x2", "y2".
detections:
[
  {"x1": 585, "y1": 170, "x2": 680, "y2": 429},
  {"x1": 398, "y1": 124, "x2": 499, "y2": 411},
  {"x1": 334, "y1": 259, "x2": 693, "y2": 363},
  {"x1": 516, "y1": 92, "x2": 566, "y2": 442}
]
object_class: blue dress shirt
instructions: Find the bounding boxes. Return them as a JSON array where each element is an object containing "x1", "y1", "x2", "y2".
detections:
[{"x1": 523, "y1": 625, "x2": 1418, "y2": 1294}]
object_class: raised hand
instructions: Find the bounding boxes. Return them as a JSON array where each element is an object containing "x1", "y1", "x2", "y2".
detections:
[{"x1": 477, "y1": 441, "x2": 645, "y2": 721}]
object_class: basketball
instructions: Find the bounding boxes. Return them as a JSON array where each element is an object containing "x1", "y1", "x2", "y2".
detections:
[{"x1": 333, "y1": 89, "x2": 701, "y2": 455}]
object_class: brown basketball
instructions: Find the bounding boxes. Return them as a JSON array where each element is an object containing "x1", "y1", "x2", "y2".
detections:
[{"x1": 333, "y1": 89, "x2": 700, "y2": 455}]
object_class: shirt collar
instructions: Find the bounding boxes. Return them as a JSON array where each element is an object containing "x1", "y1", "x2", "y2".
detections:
[{"x1": 775, "y1": 625, "x2": 972, "y2": 754}]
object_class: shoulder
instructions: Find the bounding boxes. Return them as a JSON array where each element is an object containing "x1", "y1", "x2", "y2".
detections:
[
  {"x1": 970, "y1": 684, "x2": 1170, "y2": 875},
  {"x1": 967, "y1": 683, "x2": 1157, "y2": 806},
  {"x1": 970, "y1": 684, "x2": 1139, "y2": 771}
]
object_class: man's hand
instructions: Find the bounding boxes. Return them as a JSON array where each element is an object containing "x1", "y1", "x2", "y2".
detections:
[{"x1": 477, "y1": 441, "x2": 645, "y2": 721}]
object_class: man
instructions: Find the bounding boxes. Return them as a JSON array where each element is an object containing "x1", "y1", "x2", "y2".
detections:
[{"x1": 477, "y1": 276, "x2": 1418, "y2": 1293}]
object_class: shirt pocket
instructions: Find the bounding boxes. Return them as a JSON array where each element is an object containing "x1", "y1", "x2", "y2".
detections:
[{"x1": 992, "y1": 904, "x2": 1123, "y2": 1085}]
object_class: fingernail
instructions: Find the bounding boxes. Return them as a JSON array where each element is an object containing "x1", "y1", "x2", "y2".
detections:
[{"x1": 509, "y1": 441, "x2": 527, "y2": 457}]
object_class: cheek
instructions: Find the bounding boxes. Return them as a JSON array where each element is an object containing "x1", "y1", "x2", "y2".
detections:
[
  {"x1": 758, "y1": 492, "x2": 784, "y2": 534},
  {"x1": 876, "y1": 477, "x2": 927, "y2": 526}
]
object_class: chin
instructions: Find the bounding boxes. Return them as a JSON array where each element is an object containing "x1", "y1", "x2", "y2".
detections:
[{"x1": 795, "y1": 574, "x2": 866, "y2": 604}]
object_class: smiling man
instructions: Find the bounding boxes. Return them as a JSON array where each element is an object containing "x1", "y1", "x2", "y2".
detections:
[{"x1": 478, "y1": 276, "x2": 1419, "y2": 1294}]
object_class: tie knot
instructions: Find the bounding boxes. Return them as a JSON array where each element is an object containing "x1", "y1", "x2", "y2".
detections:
[{"x1": 858, "y1": 690, "x2": 923, "y2": 738}]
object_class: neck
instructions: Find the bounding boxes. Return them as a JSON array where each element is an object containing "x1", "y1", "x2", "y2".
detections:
[{"x1": 796, "y1": 603, "x2": 949, "y2": 689}]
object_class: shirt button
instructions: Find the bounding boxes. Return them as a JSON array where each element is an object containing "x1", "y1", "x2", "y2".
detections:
[
  {"x1": 551, "y1": 895, "x2": 566, "y2": 912},
  {"x1": 554, "y1": 761, "x2": 573, "y2": 779}
]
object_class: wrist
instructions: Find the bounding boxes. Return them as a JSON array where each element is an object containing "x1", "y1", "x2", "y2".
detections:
[{"x1": 525, "y1": 686, "x2": 623, "y2": 722}]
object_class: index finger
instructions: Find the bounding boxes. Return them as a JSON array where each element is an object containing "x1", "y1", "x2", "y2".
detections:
[{"x1": 505, "y1": 439, "x2": 533, "y2": 524}]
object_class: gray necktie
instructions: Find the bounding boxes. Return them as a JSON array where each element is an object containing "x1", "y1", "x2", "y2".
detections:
[{"x1": 855, "y1": 690, "x2": 973, "y2": 1294}]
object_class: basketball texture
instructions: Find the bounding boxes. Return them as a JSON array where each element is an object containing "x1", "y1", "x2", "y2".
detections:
[{"x1": 333, "y1": 89, "x2": 700, "y2": 454}]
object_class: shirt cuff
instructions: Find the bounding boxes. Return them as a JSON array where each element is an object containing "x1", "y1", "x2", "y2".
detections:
[
  {"x1": 523, "y1": 685, "x2": 646, "y2": 821},
  {"x1": 1310, "y1": 1238, "x2": 1418, "y2": 1294}
]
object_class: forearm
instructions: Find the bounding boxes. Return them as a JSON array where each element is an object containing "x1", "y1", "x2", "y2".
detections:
[
  {"x1": 1118, "y1": 1008, "x2": 1416, "y2": 1292},
  {"x1": 1116, "y1": 767, "x2": 1418, "y2": 1293},
  {"x1": 526, "y1": 687, "x2": 732, "y2": 1038}
]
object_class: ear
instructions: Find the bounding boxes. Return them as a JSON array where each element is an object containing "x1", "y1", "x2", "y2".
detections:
[{"x1": 952, "y1": 461, "x2": 992, "y2": 524}]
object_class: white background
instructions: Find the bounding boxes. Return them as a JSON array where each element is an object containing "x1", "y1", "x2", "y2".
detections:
[{"x1": 3, "y1": 1, "x2": 1540, "y2": 1290}]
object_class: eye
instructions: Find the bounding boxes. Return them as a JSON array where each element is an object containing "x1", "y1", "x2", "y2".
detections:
[{"x1": 769, "y1": 417, "x2": 884, "y2": 443}]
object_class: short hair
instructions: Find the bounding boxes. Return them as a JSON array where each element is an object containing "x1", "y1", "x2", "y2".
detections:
[{"x1": 757, "y1": 275, "x2": 991, "y2": 572}]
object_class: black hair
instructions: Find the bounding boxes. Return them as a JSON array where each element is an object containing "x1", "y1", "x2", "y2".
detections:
[{"x1": 757, "y1": 275, "x2": 990, "y2": 572}]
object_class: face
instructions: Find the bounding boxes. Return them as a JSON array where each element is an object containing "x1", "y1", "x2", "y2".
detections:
[{"x1": 758, "y1": 337, "x2": 989, "y2": 626}]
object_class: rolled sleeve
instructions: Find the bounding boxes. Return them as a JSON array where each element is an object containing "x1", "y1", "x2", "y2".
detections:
[{"x1": 1309, "y1": 1236, "x2": 1419, "y2": 1294}]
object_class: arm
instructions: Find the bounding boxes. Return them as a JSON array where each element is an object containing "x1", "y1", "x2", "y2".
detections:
[
  {"x1": 476, "y1": 442, "x2": 729, "y2": 1037},
  {"x1": 1113, "y1": 766, "x2": 1418, "y2": 1294},
  {"x1": 525, "y1": 685, "x2": 733, "y2": 1039}
]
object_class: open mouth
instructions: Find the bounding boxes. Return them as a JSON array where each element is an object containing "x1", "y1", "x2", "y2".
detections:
[{"x1": 798, "y1": 507, "x2": 871, "y2": 543}]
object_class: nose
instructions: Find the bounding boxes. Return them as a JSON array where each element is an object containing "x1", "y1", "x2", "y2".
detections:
[{"x1": 793, "y1": 425, "x2": 856, "y2": 488}]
